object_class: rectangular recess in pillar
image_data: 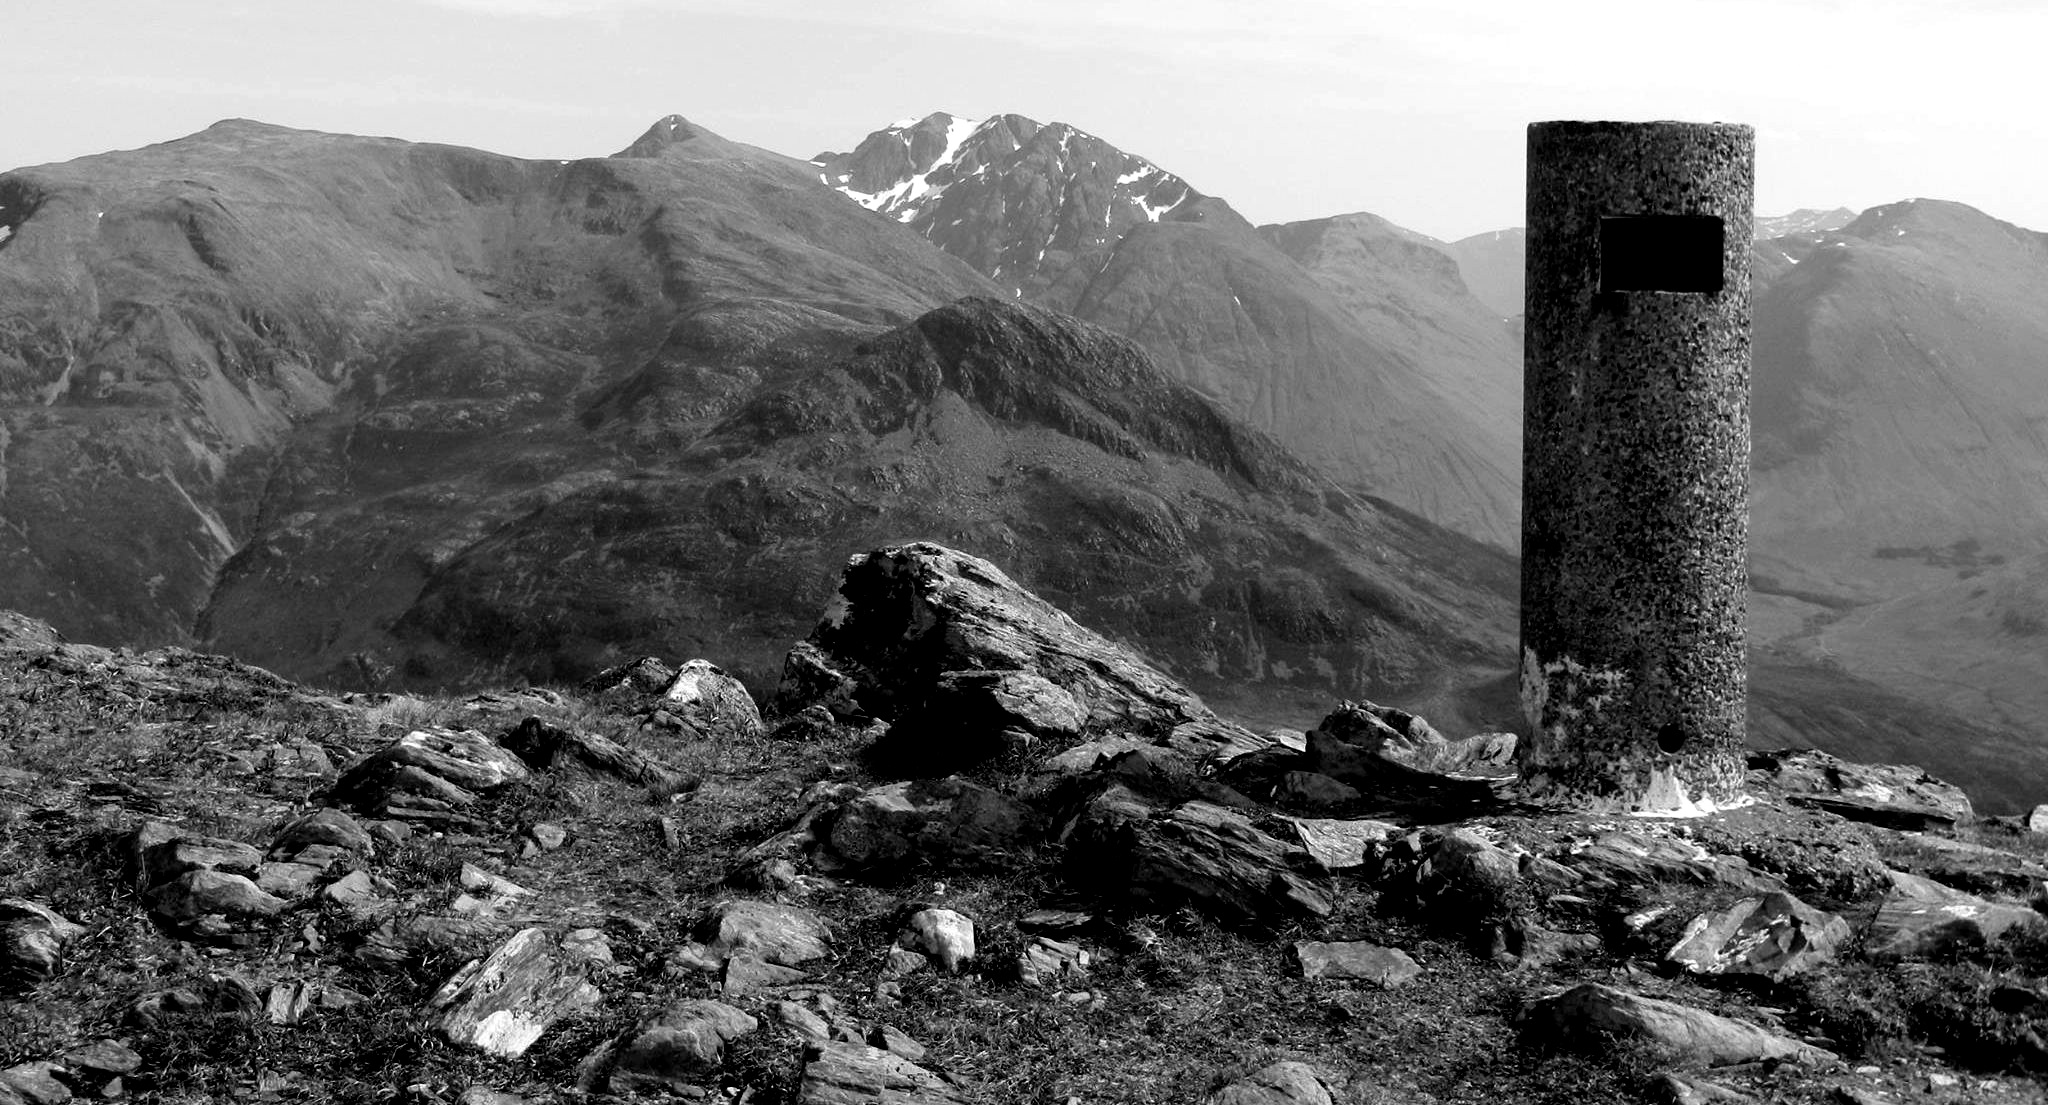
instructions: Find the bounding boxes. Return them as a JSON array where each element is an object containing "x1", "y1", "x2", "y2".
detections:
[{"x1": 1598, "y1": 215, "x2": 1725, "y2": 294}]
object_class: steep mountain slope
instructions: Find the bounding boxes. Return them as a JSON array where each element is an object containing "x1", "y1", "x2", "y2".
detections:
[
  {"x1": 357, "y1": 297, "x2": 1519, "y2": 720},
  {"x1": 815, "y1": 114, "x2": 1523, "y2": 549},
  {"x1": 1443, "y1": 227, "x2": 1526, "y2": 319},
  {"x1": 1750, "y1": 199, "x2": 2048, "y2": 597},
  {"x1": 0, "y1": 115, "x2": 997, "y2": 648},
  {"x1": 1806, "y1": 551, "x2": 2048, "y2": 747}
]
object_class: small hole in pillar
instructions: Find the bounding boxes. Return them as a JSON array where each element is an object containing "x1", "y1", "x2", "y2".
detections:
[{"x1": 1655, "y1": 722, "x2": 1689, "y2": 754}]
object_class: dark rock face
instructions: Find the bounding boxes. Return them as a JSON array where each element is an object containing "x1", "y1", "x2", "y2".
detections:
[
  {"x1": 783, "y1": 540, "x2": 1249, "y2": 756},
  {"x1": 819, "y1": 776, "x2": 1038, "y2": 872},
  {"x1": 1067, "y1": 789, "x2": 1332, "y2": 926}
]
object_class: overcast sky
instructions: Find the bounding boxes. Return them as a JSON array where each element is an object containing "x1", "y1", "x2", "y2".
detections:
[{"x1": 6, "y1": 0, "x2": 2040, "y2": 241}]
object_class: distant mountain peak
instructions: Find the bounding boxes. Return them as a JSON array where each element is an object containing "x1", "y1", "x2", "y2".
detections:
[
  {"x1": 614, "y1": 114, "x2": 743, "y2": 159},
  {"x1": 1755, "y1": 207, "x2": 1856, "y2": 239},
  {"x1": 811, "y1": 111, "x2": 1202, "y2": 305},
  {"x1": 813, "y1": 112, "x2": 1197, "y2": 234}
]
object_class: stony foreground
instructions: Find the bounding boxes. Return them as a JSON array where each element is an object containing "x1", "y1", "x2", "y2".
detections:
[{"x1": 4, "y1": 547, "x2": 2048, "y2": 1105}]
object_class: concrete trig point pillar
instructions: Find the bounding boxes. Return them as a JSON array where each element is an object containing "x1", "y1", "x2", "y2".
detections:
[{"x1": 1519, "y1": 121, "x2": 1754, "y2": 814}]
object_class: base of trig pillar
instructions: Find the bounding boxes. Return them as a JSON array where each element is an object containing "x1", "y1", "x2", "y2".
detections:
[{"x1": 1516, "y1": 647, "x2": 1748, "y2": 815}]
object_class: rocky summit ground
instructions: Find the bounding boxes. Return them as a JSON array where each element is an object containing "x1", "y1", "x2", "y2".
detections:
[{"x1": 6, "y1": 544, "x2": 2048, "y2": 1105}]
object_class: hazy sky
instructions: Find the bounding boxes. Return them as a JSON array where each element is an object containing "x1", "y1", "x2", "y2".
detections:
[{"x1": 6, "y1": 0, "x2": 2041, "y2": 241}]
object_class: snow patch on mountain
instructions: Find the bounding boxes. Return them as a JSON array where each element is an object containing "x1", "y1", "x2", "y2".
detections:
[{"x1": 828, "y1": 112, "x2": 987, "y2": 223}]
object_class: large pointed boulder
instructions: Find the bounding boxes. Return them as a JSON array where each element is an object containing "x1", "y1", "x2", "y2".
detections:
[{"x1": 775, "y1": 543, "x2": 1252, "y2": 761}]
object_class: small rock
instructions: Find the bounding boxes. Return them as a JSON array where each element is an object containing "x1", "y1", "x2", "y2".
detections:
[
  {"x1": 608, "y1": 999, "x2": 759, "y2": 1095},
  {"x1": 1, "y1": 899, "x2": 86, "y2": 989},
  {"x1": 1649, "y1": 1073, "x2": 1756, "y2": 1104},
  {"x1": 776, "y1": 1001, "x2": 833, "y2": 1043},
  {"x1": 428, "y1": 927, "x2": 602, "y2": 1058},
  {"x1": 867, "y1": 1023, "x2": 927, "y2": 1062},
  {"x1": 456, "y1": 1088, "x2": 527, "y2": 1105},
  {"x1": 722, "y1": 950, "x2": 807, "y2": 998},
  {"x1": 697, "y1": 900, "x2": 833, "y2": 967},
  {"x1": 127, "y1": 974, "x2": 263, "y2": 1028},
  {"x1": 660, "y1": 659, "x2": 766, "y2": 742},
  {"x1": 146, "y1": 870, "x2": 288, "y2": 926},
  {"x1": 529, "y1": 823, "x2": 567, "y2": 851},
  {"x1": 581, "y1": 656, "x2": 677, "y2": 705},
  {"x1": 1293, "y1": 941, "x2": 1420, "y2": 987},
  {"x1": 0, "y1": 1063, "x2": 69, "y2": 1105},
  {"x1": 1016, "y1": 909, "x2": 1095, "y2": 936},
  {"x1": 266, "y1": 981, "x2": 315, "y2": 1025},
  {"x1": 2027, "y1": 803, "x2": 2048, "y2": 835},
  {"x1": 1414, "y1": 828, "x2": 1521, "y2": 920},
  {"x1": 1275, "y1": 772, "x2": 1361, "y2": 809},
  {"x1": 1205, "y1": 1061, "x2": 1335, "y2": 1105},
  {"x1": 562, "y1": 927, "x2": 613, "y2": 967},
  {"x1": 902, "y1": 909, "x2": 975, "y2": 973},
  {"x1": 667, "y1": 942, "x2": 725, "y2": 974},
  {"x1": 254, "y1": 861, "x2": 324, "y2": 900},
  {"x1": 329, "y1": 727, "x2": 531, "y2": 824},
  {"x1": 451, "y1": 863, "x2": 532, "y2": 919},
  {"x1": 1016, "y1": 937, "x2": 1091, "y2": 988},
  {"x1": 322, "y1": 870, "x2": 394, "y2": 919},
  {"x1": 269, "y1": 808, "x2": 373, "y2": 859},
  {"x1": 881, "y1": 948, "x2": 928, "y2": 978},
  {"x1": 796, "y1": 1040, "x2": 969, "y2": 1105},
  {"x1": 58, "y1": 1041, "x2": 140, "y2": 1076}
]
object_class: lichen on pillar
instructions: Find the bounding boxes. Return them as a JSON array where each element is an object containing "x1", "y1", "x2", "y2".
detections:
[{"x1": 1519, "y1": 121, "x2": 1754, "y2": 813}]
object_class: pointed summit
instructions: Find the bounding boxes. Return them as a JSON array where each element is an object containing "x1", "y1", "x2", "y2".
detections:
[{"x1": 614, "y1": 114, "x2": 747, "y2": 160}]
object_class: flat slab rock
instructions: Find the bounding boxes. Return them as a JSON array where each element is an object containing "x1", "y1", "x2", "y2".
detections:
[
  {"x1": 1866, "y1": 869, "x2": 2046, "y2": 960},
  {"x1": 696, "y1": 900, "x2": 833, "y2": 967},
  {"x1": 1288, "y1": 817, "x2": 1400, "y2": 871},
  {"x1": 798, "y1": 1040, "x2": 969, "y2": 1105},
  {"x1": 1749, "y1": 748, "x2": 1974, "y2": 830},
  {"x1": 1205, "y1": 1061, "x2": 1340, "y2": 1105},
  {"x1": 1524, "y1": 983, "x2": 1835, "y2": 1068},
  {"x1": 429, "y1": 927, "x2": 604, "y2": 1058},
  {"x1": 1293, "y1": 941, "x2": 1420, "y2": 987}
]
